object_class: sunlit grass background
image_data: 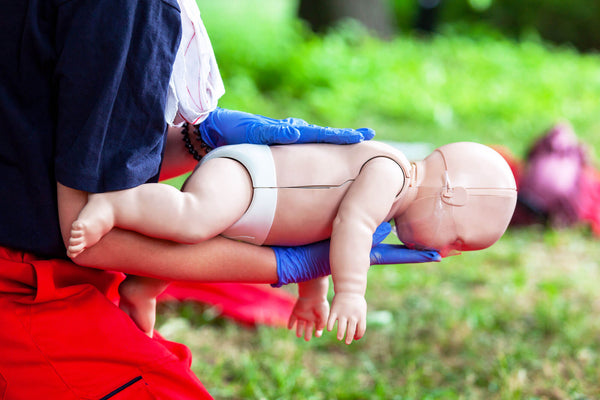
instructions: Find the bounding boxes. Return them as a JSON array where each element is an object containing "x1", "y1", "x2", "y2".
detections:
[{"x1": 159, "y1": 1, "x2": 600, "y2": 398}]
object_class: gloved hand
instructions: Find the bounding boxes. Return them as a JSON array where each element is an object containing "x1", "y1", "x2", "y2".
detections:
[
  {"x1": 369, "y1": 244, "x2": 441, "y2": 264},
  {"x1": 271, "y1": 222, "x2": 441, "y2": 287},
  {"x1": 197, "y1": 107, "x2": 375, "y2": 148}
]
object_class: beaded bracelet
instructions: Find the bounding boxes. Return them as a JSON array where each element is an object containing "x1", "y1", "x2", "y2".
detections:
[{"x1": 181, "y1": 122, "x2": 212, "y2": 161}]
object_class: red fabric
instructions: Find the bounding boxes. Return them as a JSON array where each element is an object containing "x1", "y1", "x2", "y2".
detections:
[
  {"x1": 160, "y1": 282, "x2": 296, "y2": 327},
  {"x1": 578, "y1": 166, "x2": 600, "y2": 236},
  {"x1": 0, "y1": 247, "x2": 213, "y2": 400}
]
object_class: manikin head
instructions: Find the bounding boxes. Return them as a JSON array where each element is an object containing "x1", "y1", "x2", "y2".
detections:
[{"x1": 394, "y1": 142, "x2": 517, "y2": 256}]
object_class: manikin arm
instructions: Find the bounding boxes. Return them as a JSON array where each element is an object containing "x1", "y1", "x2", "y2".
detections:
[{"x1": 327, "y1": 157, "x2": 405, "y2": 344}]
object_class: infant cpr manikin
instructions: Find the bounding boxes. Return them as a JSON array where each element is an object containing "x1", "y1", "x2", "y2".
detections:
[{"x1": 394, "y1": 142, "x2": 517, "y2": 256}]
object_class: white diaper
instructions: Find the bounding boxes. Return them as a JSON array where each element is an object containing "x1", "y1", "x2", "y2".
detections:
[{"x1": 201, "y1": 144, "x2": 277, "y2": 245}]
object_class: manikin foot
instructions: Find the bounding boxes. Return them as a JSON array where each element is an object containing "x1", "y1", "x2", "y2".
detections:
[
  {"x1": 67, "y1": 195, "x2": 115, "y2": 258},
  {"x1": 67, "y1": 221, "x2": 101, "y2": 258}
]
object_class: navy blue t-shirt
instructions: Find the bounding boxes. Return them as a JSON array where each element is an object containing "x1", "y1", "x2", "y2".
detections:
[{"x1": 0, "y1": 0, "x2": 182, "y2": 258}]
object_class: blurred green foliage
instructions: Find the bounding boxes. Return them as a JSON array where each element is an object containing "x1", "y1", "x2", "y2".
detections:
[{"x1": 198, "y1": 0, "x2": 600, "y2": 161}]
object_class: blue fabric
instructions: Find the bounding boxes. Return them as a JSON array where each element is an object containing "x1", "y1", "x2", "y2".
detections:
[
  {"x1": 0, "y1": 0, "x2": 181, "y2": 257},
  {"x1": 271, "y1": 222, "x2": 441, "y2": 287},
  {"x1": 198, "y1": 107, "x2": 375, "y2": 148}
]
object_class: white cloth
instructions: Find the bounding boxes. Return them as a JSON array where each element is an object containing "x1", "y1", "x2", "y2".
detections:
[{"x1": 165, "y1": 0, "x2": 225, "y2": 125}]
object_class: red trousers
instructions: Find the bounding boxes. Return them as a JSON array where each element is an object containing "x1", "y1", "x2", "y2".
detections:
[{"x1": 0, "y1": 247, "x2": 213, "y2": 400}]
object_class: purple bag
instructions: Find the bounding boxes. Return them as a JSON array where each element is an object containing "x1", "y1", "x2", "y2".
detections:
[{"x1": 517, "y1": 123, "x2": 587, "y2": 226}]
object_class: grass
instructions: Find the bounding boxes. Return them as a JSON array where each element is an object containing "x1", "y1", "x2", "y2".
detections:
[
  {"x1": 158, "y1": 1, "x2": 600, "y2": 398},
  {"x1": 159, "y1": 227, "x2": 600, "y2": 399}
]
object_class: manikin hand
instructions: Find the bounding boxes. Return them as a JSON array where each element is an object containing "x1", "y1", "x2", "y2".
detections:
[
  {"x1": 327, "y1": 292, "x2": 367, "y2": 345},
  {"x1": 288, "y1": 295, "x2": 330, "y2": 342},
  {"x1": 197, "y1": 107, "x2": 375, "y2": 148},
  {"x1": 288, "y1": 277, "x2": 330, "y2": 341}
]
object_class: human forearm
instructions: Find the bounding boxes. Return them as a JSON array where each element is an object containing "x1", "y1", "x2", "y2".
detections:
[
  {"x1": 74, "y1": 228, "x2": 279, "y2": 283},
  {"x1": 159, "y1": 105, "x2": 378, "y2": 182},
  {"x1": 159, "y1": 125, "x2": 201, "y2": 181},
  {"x1": 57, "y1": 182, "x2": 277, "y2": 282}
]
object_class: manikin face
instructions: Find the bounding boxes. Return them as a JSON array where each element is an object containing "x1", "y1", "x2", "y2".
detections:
[{"x1": 394, "y1": 142, "x2": 517, "y2": 257}]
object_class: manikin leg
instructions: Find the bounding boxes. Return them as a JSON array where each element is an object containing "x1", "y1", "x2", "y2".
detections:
[{"x1": 68, "y1": 157, "x2": 253, "y2": 257}]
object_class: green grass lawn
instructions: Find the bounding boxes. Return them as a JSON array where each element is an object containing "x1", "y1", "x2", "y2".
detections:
[
  {"x1": 158, "y1": 1, "x2": 600, "y2": 398},
  {"x1": 159, "y1": 226, "x2": 600, "y2": 399}
]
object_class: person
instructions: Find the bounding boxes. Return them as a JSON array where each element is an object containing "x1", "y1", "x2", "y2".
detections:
[
  {"x1": 66, "y1": 140, "x2": 517, "y2": 344},
  {"x1": 0, "y1": 0, "x2": 423, "y2": 398}
]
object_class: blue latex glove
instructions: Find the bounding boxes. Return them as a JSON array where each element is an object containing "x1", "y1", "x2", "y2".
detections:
[
  {"x1": 197, "y1": 107, "x2": 375, "y2": 148},
  {"x1": 271, "y1": 222, "x2": 441, "y2": 287}
]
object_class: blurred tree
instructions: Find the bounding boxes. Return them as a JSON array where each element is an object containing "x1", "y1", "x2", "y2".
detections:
[
  {"x1": 298, "y1": 0, "x2": 396, "y2": 38},
  {"x1": 419, "y1": 0, "x2": 600, "y2": 51},
  {"x1": 414, "y1": 0, "x2": 443, "y2": 33}
]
